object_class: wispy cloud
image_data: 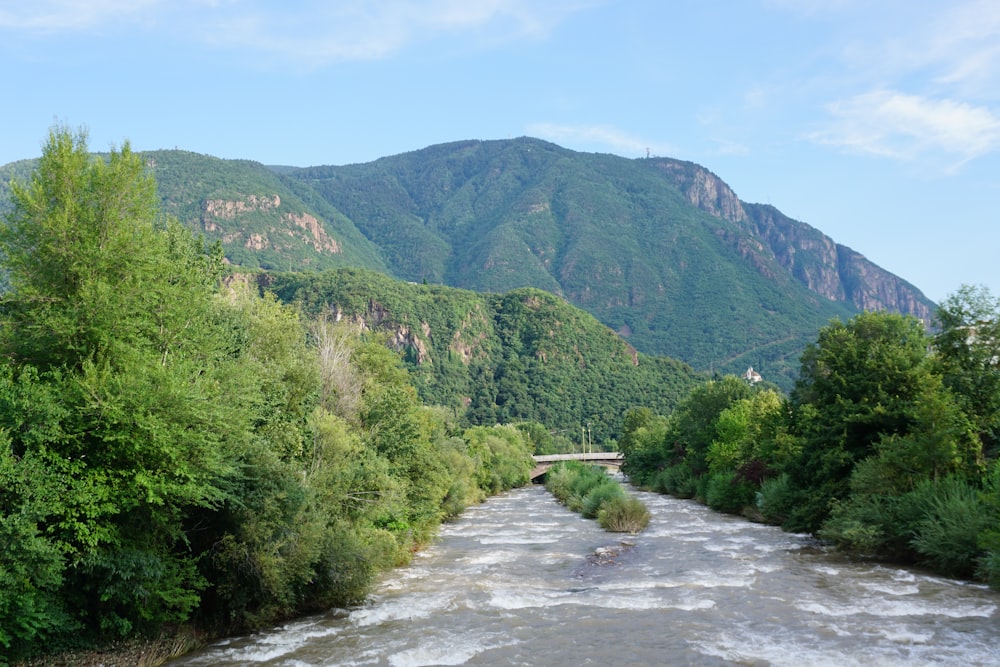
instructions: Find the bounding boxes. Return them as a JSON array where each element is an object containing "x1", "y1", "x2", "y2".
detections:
[
  {"x1": 902, "y1": 0, "x2": 1000, "y2": 96},
  {"x1": 1, "y1": 0, "x2": 596, "y2": 64},
  {"x1": 526, "y1": 122, "x2": 677, "y2": 158},
  {"x1": 808, "y1": 89, "x2": 1000, "y2": 167},
  {"x1": 0, "y1": 0, "x2": 160, "y2": 33},
  {"x1": 800, "y1": 1, "x2": 1000, "y2": 169}
]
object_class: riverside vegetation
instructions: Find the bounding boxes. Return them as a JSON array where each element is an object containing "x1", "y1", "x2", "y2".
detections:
[
  {"x1": 544, "y1": 461, "x2": 651, "y2": 534},
  {"x1": 619, "y1": 296, "x2": 1000, "y2": 586},
  {"x1": 0, "y1": 129, "x2": 537, "y2": 665},
  {"x1": 3, "y1": 127, "x2": 998, "y2": 664}
]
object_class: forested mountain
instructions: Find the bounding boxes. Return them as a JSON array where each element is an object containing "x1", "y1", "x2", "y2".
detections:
[
  {"x1": 260, "y1": 268, "x2": 704, "y2": 444},
  {"x1": 0, "y1": 138, "x2": 936, "y2": 386}
]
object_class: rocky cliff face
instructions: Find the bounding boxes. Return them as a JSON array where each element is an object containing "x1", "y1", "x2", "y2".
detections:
[{"x1": 652, "y1": 159, "x2": 935, "y2": 323}]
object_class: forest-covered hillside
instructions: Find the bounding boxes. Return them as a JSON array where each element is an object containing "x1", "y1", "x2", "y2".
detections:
[
  {"x1": 0, "y1": 138, "x2": 938, "y2": 388},
  {"x1": 260, "y1": 268, "x2": 705, "y2": 444}
]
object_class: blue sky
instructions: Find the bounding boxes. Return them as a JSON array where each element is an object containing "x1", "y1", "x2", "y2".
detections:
[{"x1": 2, "y1": 0, "x2": 998, "y2": 305}]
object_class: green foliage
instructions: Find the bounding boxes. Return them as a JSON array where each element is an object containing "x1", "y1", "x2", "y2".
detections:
[
  {"x1": 462, "y1": 424, "x2": 535, "y2": 495},
  {"x1": 755, "y1": 473, "x2": 796, "y2": 524},
  {"x1": 266, "y1": 268, "x2": 704, "y2": 444},
  {"x1": 0, "y1": 440, "x2": 76, "y2": 662},
  {"x1": 783, "y1": 312, "x2": 940, "y2": 532},
  {"x1": 581, "y1": 481, "x2": 626, "y2": 519},
  {"x1": 705, "y1": 471, "x2": 757, "y2": 514},
  {"x1": 933, "y1": 284, "x2": 1000, "y2": 458},
  {"x1": 598, "y1": 496, "x2": 652, "y2": 533},
  {"x1": 620, "y1": 293, "x2": 1000, "y2": 590},
  {"x1": 0, "y1": 128, "x2": 542, "y2": 662},
  {"x1": 978, "y1": 460, "x2": 1000, "y2": 587},
  {"x1": 653, "y1": 463, "x2": 698, "y2": 499},
  {"x1": 544, "y1": 461, "x2": 649, "y2": 533},
  {"x1": 910, "y1": 477, "x2": 989, "y2": 578}
]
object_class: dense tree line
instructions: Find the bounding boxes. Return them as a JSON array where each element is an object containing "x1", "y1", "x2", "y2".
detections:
[
  {"x1": 0, "y1": 128, "x2": 536, "y2": 664},
  {"x1": 266, "y1": 269, "x2": 703, "y2": 444},
  {"x1": 620, "y1": 296, "x2": 1000, "y2": 586}
]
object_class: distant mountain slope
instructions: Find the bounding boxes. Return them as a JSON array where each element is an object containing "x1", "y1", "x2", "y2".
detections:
[
  {"x1": 281, "y1": 138, "x2": 934, "y2": 384},
  {"x1": 261, "y1": 268, "x2": 704, "y2": 442},
  {"x1": 0, "y1": 138, "x2": 936, "y2": 387},
  {"x1": 144, "y1": 150, "x2": 388, "y2": 272}
]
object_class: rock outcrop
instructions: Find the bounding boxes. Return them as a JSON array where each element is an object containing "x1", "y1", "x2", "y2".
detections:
[{"x1": 653, "y1": 159, "x2": 935, "y2": 323}]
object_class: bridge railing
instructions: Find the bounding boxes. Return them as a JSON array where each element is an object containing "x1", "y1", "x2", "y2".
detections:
[{"x1": 532, "y1": 452, "x2": 623, "y2": 463}]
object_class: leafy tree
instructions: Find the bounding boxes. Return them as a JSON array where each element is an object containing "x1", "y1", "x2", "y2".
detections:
[
  {"x1": 0, "y1": 127, "x2": 250, "y2": 653},
  {"x1": 665, "y1": 376, "x2": 754, "y2": 478},
  {"x1": 933, "y1": 284, "x2": 1000, "y2": 458},
  {"x1": 784, "y1": 311, "x2": 952, "y2": 532}
]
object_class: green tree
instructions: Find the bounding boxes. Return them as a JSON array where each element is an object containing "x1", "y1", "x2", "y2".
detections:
[
  {"x1": 933, "y1": 284, "x2": 1000, "y2": 458},
  {"x1": 784, "y1": 312, "x2": 936, "y2": 532},
  {"x1": 0, "y1": 127, "x2": 248, "y2": 652}
]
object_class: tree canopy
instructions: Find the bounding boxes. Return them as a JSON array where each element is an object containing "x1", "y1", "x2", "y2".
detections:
[{"x1": 0, "y1": 128, "x2": 536, "y2": 663}]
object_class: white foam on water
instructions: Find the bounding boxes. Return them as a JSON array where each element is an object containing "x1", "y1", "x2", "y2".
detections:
[
  {"x1": 795, "y1": 596, "x2": 997, "y2": 619},
  {"x1": 890, "y1": 569, "x2": 917, "y2": 583},
  {"x1": 681, "y1": 569, "x2": 757, "y2": 589},
  {"x1": 460, "y1": 549, "x2": 519, "y2": 566},
  {"x1": 488, "y1": 586, "x2": 573, "y2": 610},
  {"x1": 878, "y1": 626, "x2": 934, "y2": 644},
  {"x1": 648, "y1": 530, "x2": 710, "y2": 541},
  {"x1": 670, "y1": 597, "x2": 717, "y2": 612},
  {"x1": 599, "y1": 579, "x2": 686, "y2": 592},
  {"x1": 181, "y1": 621, "x2": 341, "y2": 664},
  {"x1": 387, "y1": 631, "x2": 515, "y2": 667},
  {"x1": 614, "y1": 590, "x2": 716, "y2": 612},
  {"x1": 350, "y1": 591, "x2": 456, "y2": 627},
  {"x1": 477, "y1": 535, "x2": 561, "y2": 545},
  {"x1": 695, "y1": 630, "x2": 894, "y2": 667},
  {"x1": 859, "y1": 581, "x2": 922, "y2": 596}
]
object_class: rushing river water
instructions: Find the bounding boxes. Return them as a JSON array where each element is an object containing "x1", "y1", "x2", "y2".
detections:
[{"x1": 172, "y1": 484, "x2": 999, "y2": 666}]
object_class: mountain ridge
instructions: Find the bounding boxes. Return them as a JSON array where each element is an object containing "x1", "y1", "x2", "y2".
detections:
[{"x1": 0, "y1": 137, "x2": 935, "y2": 387}]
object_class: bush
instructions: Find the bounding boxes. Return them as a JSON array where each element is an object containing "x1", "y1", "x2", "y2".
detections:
[
  {"x1": 581, "y1": 481, "x2": 626, "y2": 519},
  {"x1": 910, "y1": 476, "x2": 989, "y2": 578},
  {"x1": 544, "y1": 463, "x2": 578, "y2": 505},
  {"x1": 705, "y1": 471, "x2": 757, "y2": 514},
  {"x1": 654, "y1": 463, "x2": 696, "y2": 498},
  {"x1": 598, "y1": 496, "x2": 651, "y2": 533},
  {"x1": 756, "y1": 473, "x2": 796, "y2": 525},
  {"x1": 545, "y1": 462, "x2": 650, "y2": 534}
]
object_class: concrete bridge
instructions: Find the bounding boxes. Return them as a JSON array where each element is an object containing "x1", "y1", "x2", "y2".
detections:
[{"x1": 530, "y1": 452, "x2": 625, "y2": 481}]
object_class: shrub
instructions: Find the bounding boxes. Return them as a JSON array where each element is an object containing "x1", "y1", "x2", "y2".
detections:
[
  {"x1": 581, "y1": 481, "x2": 626, "y2": 519},
  {"x1": 544, "y1": 463, "x2": 578, "y2": 505},
  {"x1": 545, "y1": 461, "x2": 650, "y2": 534},
  {"x1": 705, "y1": 471, "x2": 756, "y2": 514},
  {"x1": 756, "y1": 473, "x2": 796, "y2": 525},
  {"x1": 655, "y1": 463, "x2": 696, "y2": 498},
  {"x1": 910, "y1": 476, "x2": 989, "y2": 578},
  {"x1": 598, "y1": 496, "x2": 651, "y2": 533}
]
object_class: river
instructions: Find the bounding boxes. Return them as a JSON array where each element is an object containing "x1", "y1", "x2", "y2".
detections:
[{"x1": 171, "y1": 484, "x2": 999, "y2": 666}]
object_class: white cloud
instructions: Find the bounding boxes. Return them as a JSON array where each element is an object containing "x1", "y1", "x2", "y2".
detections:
[
  {"x1": 526, "y1": 122, "x2": 676, "y2": 158},
  {"x1": 0, "y1": 0, "x2": 596, "y2": 64},
  {"x1": 0, "y1": 0, "x2": 160, "y2": 33},
  {"x1": 875, "y1": 0, "x2": 1000, "y2": 98},
  {"x1": 809, "y1": 89, "x2": 1000, "y2": 166}
]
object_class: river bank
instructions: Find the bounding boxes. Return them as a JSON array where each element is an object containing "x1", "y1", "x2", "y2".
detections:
[{"x1": 14, "y1": 627, "x2": 203, "y2": 667}]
